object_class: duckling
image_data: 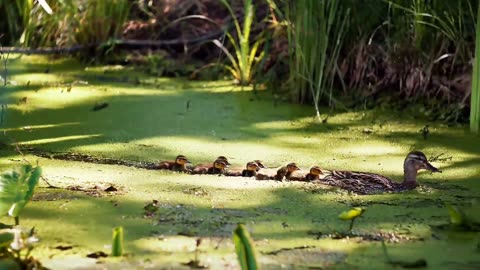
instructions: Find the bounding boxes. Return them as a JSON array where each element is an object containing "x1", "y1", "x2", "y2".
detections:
[
  {"x1": 241, "y1": 161, "x2": 260, "y2": 177},
  {"x1": 305, "y1": 166, "x2": 323, "y2": 181},
  {"x1": 322, "y1": 151, "x2": 441, "y2": 195},
  {"x1": 206, "y1": 159, "x2": 228, "y2": 175},
  {"x1": 156, "y1": 155, "x2": 191, "y2": 172},
  {"x1": 191, "y1": 156, "x2": 231, "y2": 174},
  {"x1": 288, "y1": 166, "x2": 323, "y2": 181},
  {"x1": 256, "y1": 162, "x2": 299, "y2": 181},
  {"x1": 253, "y1": 160, "x2": 266, "y2": 169},
  {"x1": 274, "y1": 163, "x2": 300, "y2": 181}
]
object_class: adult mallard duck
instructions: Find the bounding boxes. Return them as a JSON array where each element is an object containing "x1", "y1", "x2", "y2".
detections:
[
  {"x1": 256, "y1": 162, "x2": 300, "y2": 181},
  {"x1": 156, "y1": 155, "x2": 191, "y2": 172},
  {"x1": 321, "y1": 151, "x2": 441, "y2": 195},
  {"x1": 191, "y1": 156, "x2": 231, "y2": 174}
]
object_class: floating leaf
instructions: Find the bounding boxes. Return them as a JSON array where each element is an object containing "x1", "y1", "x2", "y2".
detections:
[
  {"x1": 233, "y1": 224, "x2": 258, "y2": 270},
  {"x1": 111, "y1": 227, "x2": 123, "y2": 257},
  {"x1": 446, "y1": 203, "x2": 465, "y2": 226},
  {"x1": 0, "y1": 165, "x2": 42, "y2": 218},
  {"x1": 338, "y1": 207, "x2": 365, "y2": 220}
]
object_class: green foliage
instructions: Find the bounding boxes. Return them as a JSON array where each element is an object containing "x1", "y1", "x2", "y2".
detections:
[
  {"x1": 111, "y1": 226, "x2": 124, "y2": 257},
  {"x1": 21, "y1": 0, "x2": 129, "y2": 48},
  {"x1": 233, "y1": 224, "x2": 258, "y2": 270},
  {"x1": 0, "y1": 165, "x2": 41, "y2": 225},
  {"x1": 287, "y1": 0, "x2": 349, "y2": 119},
  {"x1": 215, "y1": 0, "x2": 265, "y2": 85},
  {"x1": 445, "y1": 203, "x2": 480, "y2": 231},
  {"x1": 0, "y1": 0, "x2": 33, "y2": 45}
]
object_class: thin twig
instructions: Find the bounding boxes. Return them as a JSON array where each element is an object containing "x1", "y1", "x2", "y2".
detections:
[{"x1": 13, "y1": 142, "x2": 57, "y2": 188}]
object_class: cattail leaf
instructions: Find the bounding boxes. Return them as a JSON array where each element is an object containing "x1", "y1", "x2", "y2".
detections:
[
  {"x1": 112, "y1": 226, "x2": 124, "y2": 257},
  {"x1": 233, "y1": 224, "x2": 258, "y2": 270}
]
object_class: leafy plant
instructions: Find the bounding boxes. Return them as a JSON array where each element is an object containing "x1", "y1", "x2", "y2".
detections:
[
  {"x1": 338, "y1": 207, "x2": 365, "y2": 232},
  {"x1": 111, "y1": 226, "x2": 124, "y2": 257},
  {"x1": 214, "y1": 0, "x2": 265, "y2": 85},
  {"x1": 0, "y1": 165, "x2": 42, "y2": 225},
  {"x1": 233, "y1": 223, "x2": 258, "y2": 270},
  {"x1": 0, "y1": 227, "x2": 44, "y2": 269}
]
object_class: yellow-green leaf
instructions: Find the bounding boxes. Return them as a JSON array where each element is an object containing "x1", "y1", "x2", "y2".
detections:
[
  {"x1": 446, "y1": 204, "x2": 465, "y2": 226},
  {"x1": 338, "y1": 207, "x2": 365, "y2": 220}
]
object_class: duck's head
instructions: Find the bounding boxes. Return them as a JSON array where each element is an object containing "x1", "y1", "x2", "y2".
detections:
[
  {"x1": 309, "y1": 166, "x2": 323, "y2": 176},
  {"x1": 246, "y1": 161, "x2": 260, "y2": 171},
  {"x1": 216, "y1": 156, "x2": 231, "y2": 166},
  {"x1": 404, "y1": 151, "x2": 441, "y2": 173},
  {"x1": 286, "y1": 163, "x2": 300, "y2": 173},
  {"x1": 175, "y1": 155, "x2": 190, "y2": 165},
  {"x1": 213, "y1": 159, "x2": 228, "y2": 170}
]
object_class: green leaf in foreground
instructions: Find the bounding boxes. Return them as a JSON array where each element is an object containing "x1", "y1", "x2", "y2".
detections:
[
  {"x1": 338, "y1": 207, "x2": 365, "y2": 232},
  {"x1": 112, "y1": 226, "x2": 124, "y2": 257},
  {"x1": 338, "y1": 207, "x2": 365, "y2": 220},
  {"x1": 233, "y1": 223, "x2": 258, "y2": 270},
  {"x1": 446, "y1": 203, "x2": 465, "y2": 226},
  {"x1": 445, "y1": 203, "x2": 480, "y2": 231},
  {"x1": 0, "y1": 165, "x2": 42, "y2": 221}
]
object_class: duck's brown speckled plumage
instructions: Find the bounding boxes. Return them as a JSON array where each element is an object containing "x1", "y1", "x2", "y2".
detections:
[{"x1": 320, "y1": 151, "x2": 441, "y2": 195}]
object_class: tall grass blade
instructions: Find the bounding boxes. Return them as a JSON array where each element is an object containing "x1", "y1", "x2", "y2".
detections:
[
  {"x1": 471, "y1": 0, "x2": 480, "y2": 133},
  {"x1": 233, "y1": 224, "x2": 258, "y2": 270}
]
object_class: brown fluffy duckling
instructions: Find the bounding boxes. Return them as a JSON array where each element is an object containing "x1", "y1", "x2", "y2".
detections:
[
  {"x1": 206, "y1": 159, "x2": 228, "y2": 175},
  {"x1": 287, "y1": 165, "x2": 322, "y2": 181},
  {"x1": 305, "y1": 166, "x2": 323, "y2": 181},
  {"x1": 241, "y1": 161, "x2": 261, "y2": 177},
  {"x1": 156, "y1": 155, "x2": 191, "y2": 172},
  {"x1": 274, "y1": 163, "x2": 300, "y2": 181},
  {"x1": 322, "y1": 151, "x2": 441, "y2": 195},
  {"x1": 192, "y1": 156, "x2": 231, "y2": 174},
  {"x1": 256, "y1": 162, "x2": 300, "y2": 181}
]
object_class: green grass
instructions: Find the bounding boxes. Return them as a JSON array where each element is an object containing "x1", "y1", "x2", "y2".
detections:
[{"x1": 0, "y1": 55, "x2": 479, "y2": 269}]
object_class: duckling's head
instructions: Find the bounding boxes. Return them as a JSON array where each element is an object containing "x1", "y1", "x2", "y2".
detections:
[
  {"x1": 404, "y1": 151, "x2": 441, "y2": 173},
  {"x1": 246, "y1": 161, "x2": 260, "y2": 171},
  {"x1": 213, "y1": 159, "x2": 228, "y2": 170},
  {"x1": 286, "y1": 163, "x2": 300, "y2": 173},
  {"x1": 309, "y1": 166, "x2": 322, "y2": 176},
  {"x1": 175, "y1": 155, "x2": 190, "y2": 165},
  {"x1": 216, "y1": 156, "x2": 231, "y2": 166},
  {"x1": 253, "y1": 160, "x2": 265, "y2": 169}
]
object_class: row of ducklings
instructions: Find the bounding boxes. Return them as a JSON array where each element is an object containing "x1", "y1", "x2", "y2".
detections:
[
  {"x1": 155, "y1": 155, "x2": 321, "y2": 181},
  {"x1": 155, "y1": 152, "x2": 442, "y2": 195}
]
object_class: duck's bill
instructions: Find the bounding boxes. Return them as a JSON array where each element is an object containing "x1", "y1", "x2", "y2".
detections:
[{"x1": 425, "y1": 162, "x2": 441, "y2": 173}]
